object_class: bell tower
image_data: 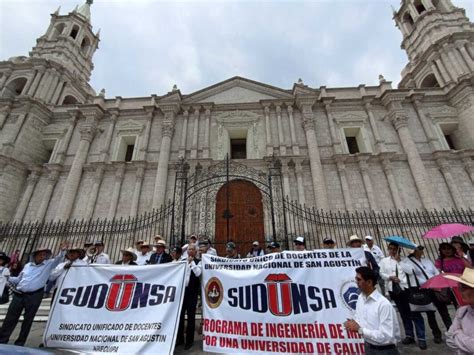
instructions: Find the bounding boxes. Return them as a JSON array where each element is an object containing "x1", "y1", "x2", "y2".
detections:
[
  {"x1": 394, "y1": 0, "x2": 474, "y2": 88},
  {"x1": 30, "y1": 0, "x2": 100, "y2": 83}
]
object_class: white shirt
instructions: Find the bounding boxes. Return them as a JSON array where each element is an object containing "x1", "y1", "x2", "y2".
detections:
[
  {"x1": 354, "y1": 289, "x2": 401, "y2": 346},
  {"x1": 363, "y1": 244, "x2": 385, "y2": 264},
  {"x1": 0, "y1": 266, "x2": 10, "y2": 295},
  {"x1": 9, "y1": 250, "x2": 66, "y2": 292},
  {"x1": 379, "y1": 256, "x2": 408, "y2": 292},
  {"x1": 401, "y1": 256, "x2": 439, "y2": 286},
  {"x1": 85, "y1": 252, "x2": 110, "y2": 265},
  {"x1": 185, "y1": 260, "x2": 202, "y2": 287},
  {"x1": 136, "y1": 252, "x2": 152, "y2": 265},
  {"x1": 49, "y1": 259, "x2": 88, "y2": 290}
]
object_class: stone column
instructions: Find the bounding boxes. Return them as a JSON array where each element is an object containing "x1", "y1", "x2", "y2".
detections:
[
  {"x1": 390, "y1": 114, "x2": 437, "y2": 210},
  {"x1": 436, "y1": 155, "x2": 465, "y2": 209},
  {"x1": 461, "y1": 153, "x2": 474, "y2": 184},
  {"x1": 295, "y1": 162, "x2": 306, "y2": 205},
  {"x1": 410, "y1": 96, "x2": 441, "y2": 151},
  {"x1": 297, "y1": 100, "x2": 329, "y2": 209},
  {"x1": 107, "y1": 164, "x2": 125, "y2": 220},
  {"x1": 37, "y1": 69, "x2": 54, "y2": 100},
  {"x1": 430, "y1": 62, "x2": 445, "y2": 87},
  {"x1": 263, "y1": 105, "x2": 273, "y2": 156},
  {"x1": 21, "y1": 71, "x2": 36, "y2": 96},
  {"x1": 139, "y1": 110, "x2": 153, "y2": 160},
  {"x1": 26, "y1": 67, "x2": 44, "y2": 96},
  {"x1": 202, "y1": 107, "x2": 211, "y2": 159},
  {"x1": 380, "y1": 154, "x2": 404, "y2": 210},
  {"x1": 36, "y1": 169, "x2": 60, "y2": 221},
  {"x1": 447, "y1": 45, "x2": 468, "y2": 73},
  {"x1": 440, "y1": 50, "x2": 459, "y2": 81},
  {"x1": 363, "y1": 100, "x2": 385, "y2": 152},
  {"x1": 335, "y1": 156, "x2": 353, "y2": 211},
  {"x1": 51, "y1": 76, "x2": 66, "y2": 105},
  {"x1": 0, "y1": 102, "x2": 12, "y2": 129},
  {"x1": 2, "y1": 109, "x2": 29, "y2": 156},
  {"x1": 434, "y1": 58, "x2": 453, "y2": 85},
  {"x1": 84, "y1": 165, "x2": 105, "y2": 220},
  {"x1": 275, "y1": 104, "x2": 286, "y2": 155},
  {"x1": 44, "y1": 71, "x2": 60, "y2": 103},
  {"x1": 357, "y1": 155, "x2": 377, "y2": 210},
  {"x1": 152, "y1": 105, "x2": 178, "y2": 209},
  {"x1": 13, "y1": 169, "x2": 41, "y2": 222},
  {"x1": 458, "y1": 44, "x2": 474, "y2": 71},
  {"x1": 56, "y1": 112, "x2": 79, "y2": 164},
  {"x1": 179, "y1": 109, "x2": 188, "y2": 157},
  {"x1": 100, "y1": 113, "x2": 118, "y2": 161},
  {"x1": 0, "y1": 69, "x2": 12, "y2": 89},
  {"x1": 287, "y1": 105, "x2": 299, "y2": 155},
  {"x1": 323, "y1": 100, "x2": 342, "y2": 154},
  {"x1": 55, "y1": 119, "x2": 98, "y2": 221},
  {"x1": 282, "y1": 162, "x2": 291, "y2": 199},
  {"x1": 130, "y1": 165, "x2": 145, "y2": 217},
  {"x1": 191, "y1": 107, "x2": 200, "y2": 159}
]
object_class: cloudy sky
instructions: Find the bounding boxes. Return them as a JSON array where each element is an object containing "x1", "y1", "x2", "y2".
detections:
[{"x1": 1, "y1": 0, "x2": 473, "y2": 98}]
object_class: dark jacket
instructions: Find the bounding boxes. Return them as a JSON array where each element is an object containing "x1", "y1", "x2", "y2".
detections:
[
  {"x1": 364, "y1": 251, "x2": 380, "y2": 277},
  {"x1": 115, "y1": 260, "x2": 138, "y2": 265},
  {"x1": 149, "y1": 252, "x2": 172, "y2": 265}
]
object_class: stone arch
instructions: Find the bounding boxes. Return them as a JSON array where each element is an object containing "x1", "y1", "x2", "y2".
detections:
[
  {"x1": 62, "y1": 95, "x2": 79, "y2": 105},
  {"x1": 51, "y1": 23, "x2": 66, "y2": 40},
  {"x1": 402, "y1": 12, "x2": 415, "y2": 33},
  {"x1": 3, "y1": 77, "x2": 28, "y2": 98},
  {"x1": 420, "y1": 73, "x2": 440, "y2": 88},
  {"x1": 80, "y1": 36, "x2": 91, "y2": 55},
  {"x1": 70, "y1": 24, "x2": 80, "y2": 39},
  {"x1": 414, "y1": 0, "x2": 427, "y2": 14}
]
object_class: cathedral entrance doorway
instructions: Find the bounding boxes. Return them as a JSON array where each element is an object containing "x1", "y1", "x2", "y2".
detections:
[{"x1": 214, "y1": 180, "x2": 264, "y2": 256}]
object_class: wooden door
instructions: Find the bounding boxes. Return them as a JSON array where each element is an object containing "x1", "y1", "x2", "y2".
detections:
[{"x1": 215, "y1": 180, "x2": 264, "y2": 256}]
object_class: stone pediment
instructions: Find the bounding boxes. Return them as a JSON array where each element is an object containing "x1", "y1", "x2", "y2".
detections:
[
  {"x1": 183, "y1": 76, "x2": 293, "y2": 104},
  {"x1": 116, "y1": 119, "x2": 144, "y2": 134}
]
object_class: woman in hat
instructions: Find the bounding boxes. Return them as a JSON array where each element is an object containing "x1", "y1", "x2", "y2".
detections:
[
  {"x1": 444, "y1": 269, "x2": 474, "y2": 354},
  {"x1": 435, "y1": 243, "x2": 470, "y2": 275},
  {"x1": 0, "y1": 252, "x2": 11, "y2": 304},
  {"x1": 115, "y1": 248, "x2": 138, "y2": 265}
]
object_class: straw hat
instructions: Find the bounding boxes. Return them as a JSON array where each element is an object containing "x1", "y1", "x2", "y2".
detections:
[
  {"x1": 120, "y1": 248, "x2": 137, "y2": 261},
  {"x1": 443, "y1": 268, "x2": 474, "y2": 288},
  {"x1": 347, "y1": 235, "x2": 362, "y2": 246},
  {"x1": 155, "y1": 240, "x2": 166, "y2": 247},
  {"x1": 32, "y1": 247, "x2": 52, "y2": 256}
]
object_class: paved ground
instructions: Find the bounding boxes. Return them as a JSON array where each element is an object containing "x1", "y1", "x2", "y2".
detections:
[{"x1": 4, "y1": 309, "x2": 454, "y2": 354}]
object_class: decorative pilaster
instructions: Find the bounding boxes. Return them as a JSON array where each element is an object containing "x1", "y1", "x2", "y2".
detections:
[
  {"x1": 440, "y1": 51, "x2": 458, "y2": 82},
  {"x1": 357, "y1": 155, "x2": 377, "y2": 210},
  {"x1": 281, "y1": 161, "x2": 291, "y2": 199},
  {"x1": 26, "y1": 67, "x2": 44, "y2": 96},
  {"x1": 100, "y1": 112, "x2": 118, "y2": 161},
  {"x1": 36, "y1": 168, "x2": 60, "y2": 221},
  {"x1": 0, "y1": 69, "x2": 12, "y2": 89},
  {"x1": 55, "y1": 111, "x2": 101, "y2": 221},
  {"x1": 380, "y1": 154, "x2": 404, "y2": 210},
  {"x1": 2, "y1": 106, "x2": 30, "y2": 156},
  {"x1": 434, "y1": 58, "x2": 453, "y2": 85},
  {"x1": 152, "y1": 104, "x2": 179, "y2": 209},
  {"x1": 410, "y1": 95, "x2": 441, "y2": 151},
  {"x1": 139, "y1": 109, "x2": 153, "y2": 160},
  {"x1": 295, "y1": 162, "x2": 305, "y2": 205},
  {"x1": 389, "y1": 113, "x2": 437, "y2": 210},
  {"x1": 0, "y1": 101, "x2": 13, "y2": 129},
  {"x1": 457, "y1": 44, "x2": 474, "y2": 71},
  {"x1": 263, "y1": 105, "x2": 273, "y2": 156},
  {"x1": 435, "y1": 153, "x2": 466, "y2": 209},
  {"x1": 45, "y1": 71, "x2": 60, "y2": 103},
  {"x1": 51, "y1": 75, "x2": 66, "y2": 104},
  {"x1": 179, "y1": 109, "x2": 189, "y2": 157},
  {"x1": 107, "y1": 163, "x2": 125, "y2": 220},
  {"x1": 363, "y1": 99, "x2": 385, "y2": 153},
  {"x1": 202, "y1": 107, "x2": 211, "y2": 159},
  {"x1": 37, "y1": 69, "x2": 54, "y2": 100},
  {"x1": 275, "y1": 104, "x2": 286, "y2": 155},
  {"x1": 461, "y1": 152, "x2": 474, "y2": 184},
  {"x1": 13, "y1": 169, "x2": 41, "y2": 222},
  {"x1": 191, "y1": 107, "x2": 200, "y2": 159},
  {"x1": 296, "y1": 99, "x2": 329, "y2": 209},
  {"x1": 130, "y1": 165, "x2": 145, "y2": 217},
  {"x1": 84, "y1": 165, "x2": 105, "y2": 220},
  {"x1": 56, "y1": 111, "x2": 79, "y2": 164},
  {"x1": 335, "y1": 155, "x2": 353, "y2": 210},
  {"x1": 430, "y1": 62, "x2": 445, "y2": 87},
  {"x1": 286, "y1": 105, "x2": 299, "y2": 155},
  {"x1": 323, "y1": 99, "x2": 342, "y2": 154}
]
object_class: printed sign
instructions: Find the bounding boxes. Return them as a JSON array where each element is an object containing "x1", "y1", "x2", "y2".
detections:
[
  {"x1": 44, "y1": 263, "x2": 186, "y2": 354},
  {"x1": 201, "y1": 249, "x2": 366, "y2": 354}
]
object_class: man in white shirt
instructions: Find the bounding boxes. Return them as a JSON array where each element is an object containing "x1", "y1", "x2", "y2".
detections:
[
  {"x1": 344, "y1": 266, "x2": 401, "y2": 355},
  {"x1": 363, "y1": 236, "x2": 385, "y2": 264},
  {"x1": 0, "y1": 242, "x2": 68, "y2": 346},
  {"x1": 135, "y1": 243, "x2": 152, "y2": 265},
  {"x1": 49, "y1": 246, "x2": 88, "y2": 300},
  {"x1": 85, "y1": 241, "x2": 110, "y2": 264},
  {"x1": 177, "y1": 244, "x2": 201, "y2": 350}
]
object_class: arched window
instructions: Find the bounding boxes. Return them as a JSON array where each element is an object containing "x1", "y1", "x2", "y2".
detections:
[
  {"x1": 420, "y1": 73, "x2": 440, "y2": 87},
  {"x1": 51, "y1": 23, "x2": 65, "y2": 40},
  {"x1": 70, "y1": 25, "x2": 80, "y2": 39},
  {"x1": 62, "y1": 95, "x2": 79, "y2": 105},
  {"x1": 3, "y1": 77, "x2": 28, "y2": 98},
  {"x1": 402, "y1": 12, "x2": 415, "y2": 33},
  {"x1": 81, "y1": 36, "x2": 91, "y2": 55},
  {"x1": 414, "y1": 0, "x2": 427, "y2": 14}
]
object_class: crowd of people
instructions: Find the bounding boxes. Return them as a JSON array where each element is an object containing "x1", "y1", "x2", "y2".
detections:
[{"x1": 0, "y1": 233, "x2": 472, "y2": 353}]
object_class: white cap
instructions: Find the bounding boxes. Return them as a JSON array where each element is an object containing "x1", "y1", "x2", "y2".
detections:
[
  {"x1": 365, "y1": 236, "x2": 373, "y2": 241},
  {"x1": 252, "y1": 241, "x2": 259, "y2": 246},
  {"x1": 294, "y1": 236, "x2": 305, "y2": 244}
]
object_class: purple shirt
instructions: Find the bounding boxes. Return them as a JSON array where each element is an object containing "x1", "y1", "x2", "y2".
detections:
[{"x1": 435, "y1": 257, "x2": 466, "y2": 274}]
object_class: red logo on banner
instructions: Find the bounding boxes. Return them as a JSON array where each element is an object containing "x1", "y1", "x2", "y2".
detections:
[
  {"x1": 205, "y1": 277, "x2": 224, "y2": 309},
  {"x1": 265, "y1": 274, "x2": 292, "y2": 316},
  {"x1": 106, "y1": 274, "x2": 137, "y2": 312}
]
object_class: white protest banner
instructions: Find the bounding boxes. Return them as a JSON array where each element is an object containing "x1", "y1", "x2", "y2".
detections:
[
  {"x1": 44, "y1": 262, "x2": 186, "y2": 354},
  {"x1": 201, "y1": 249, "x2": 366, "y2": 354}
]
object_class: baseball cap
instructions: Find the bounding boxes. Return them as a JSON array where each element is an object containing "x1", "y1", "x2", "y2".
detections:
[
  {"x1": 267, "y1": 241, "x2": 280, "y2": 249},
  {"x1": 294, "y1": 236, "x2": 305, "y2": 244},
  {"x1": 323, "y1": 237, "x2": 334, "y2": 244}
]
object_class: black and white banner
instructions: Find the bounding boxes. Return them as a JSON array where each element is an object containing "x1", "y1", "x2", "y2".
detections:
[
  {"x1": 201, "y1": 249, "x2": 366, "y2": 354},
  {"x1": 43, "y1": 263, "x2": 186, "y2": 354}
]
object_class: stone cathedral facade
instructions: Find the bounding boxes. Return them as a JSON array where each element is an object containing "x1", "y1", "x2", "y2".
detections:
[{"x1": 0, "y1": 0, "x2": 473, "y2": 227}]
